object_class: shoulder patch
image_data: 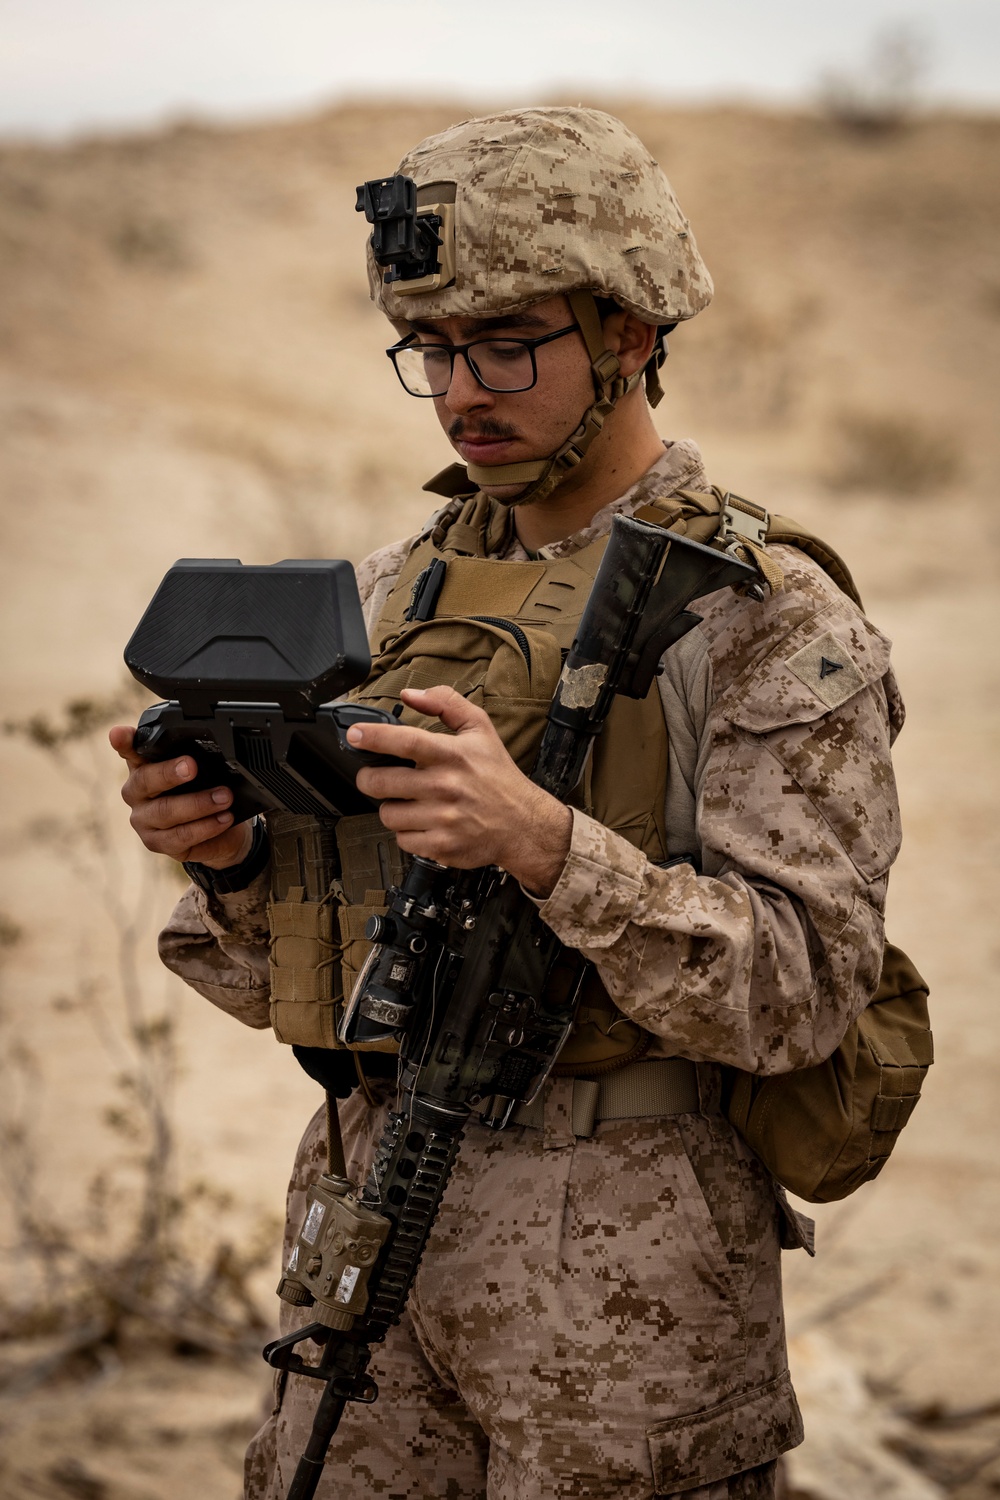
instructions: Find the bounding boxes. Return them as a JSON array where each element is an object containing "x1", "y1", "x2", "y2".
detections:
[{"x1": 786, "y1": 630, "x2": 866, "y2": 710}]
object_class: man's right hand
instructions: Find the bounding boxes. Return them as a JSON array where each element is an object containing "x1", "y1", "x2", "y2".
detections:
[{"x1": 110, "y1": 725, "x2": 254, "y2": 869}]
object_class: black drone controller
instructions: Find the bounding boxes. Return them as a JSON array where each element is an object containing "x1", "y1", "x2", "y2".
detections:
[{"x1": 125, "y1": 558, "x2": 411, "y2": 819}]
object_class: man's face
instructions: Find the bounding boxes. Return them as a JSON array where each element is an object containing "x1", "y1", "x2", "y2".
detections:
[{"x1": 401, "y1": 296, "x2": 595, "y2": 500}]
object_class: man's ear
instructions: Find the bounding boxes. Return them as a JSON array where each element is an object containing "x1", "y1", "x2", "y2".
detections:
[{"x1": 602, "y1": 309, "x2": 658, "y2": 377}]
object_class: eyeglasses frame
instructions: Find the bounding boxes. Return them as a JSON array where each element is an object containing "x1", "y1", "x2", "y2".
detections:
[{"x1": 385, "y1": 323, "x2": 580, "y2": 398}]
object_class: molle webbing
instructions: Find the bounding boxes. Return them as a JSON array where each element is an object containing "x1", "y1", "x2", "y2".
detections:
[
  {"x1": 270, "y1": 901, "x2": 337, "y2": 1005},
  {"x1": 268, "y1": 813, "x2": 343, "y2": 1049},
  {"x1": 376, "y1": 550, "x2": 591, "y2": 653}
]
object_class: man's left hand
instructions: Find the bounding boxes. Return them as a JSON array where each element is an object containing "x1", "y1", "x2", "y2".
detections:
[{"x1": 349, "y1": 686, "x2": 572, "y2": 898}]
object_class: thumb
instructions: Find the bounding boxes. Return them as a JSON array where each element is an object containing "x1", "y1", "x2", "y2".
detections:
[
  {"x1": 400, "y1": 685, "x2": 492, "y2": 736},
  {"x1": 109, "y1": 724, "x2": 143, "y2": 769}
]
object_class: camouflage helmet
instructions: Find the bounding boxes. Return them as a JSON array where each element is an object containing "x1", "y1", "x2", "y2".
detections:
[
  {"x1": 361, "y1": 107, "x2": 711, "y2": 505},
  {"x1": 366, "y1": 106, "x2": 712, "y2": 327}
]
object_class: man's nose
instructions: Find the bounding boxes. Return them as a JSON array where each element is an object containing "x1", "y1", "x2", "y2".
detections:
[{"x1": 443, "y1": 352, "x2": 494, "y2": 415}]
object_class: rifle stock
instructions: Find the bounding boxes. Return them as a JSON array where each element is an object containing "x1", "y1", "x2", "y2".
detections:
[{"x1": 532, "y1": 521, "x2": 755, "y2": 799}]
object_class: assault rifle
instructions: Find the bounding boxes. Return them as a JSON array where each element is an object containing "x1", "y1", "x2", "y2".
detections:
[{"x1": 126, "y1": 519, "x2": 754, "y2": 1500}]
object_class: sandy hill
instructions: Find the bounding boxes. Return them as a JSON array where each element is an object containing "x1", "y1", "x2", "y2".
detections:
[
  {"x1": 0, "y1": 101, "x2": 998, "y2": 1499},
  {"x1": 1, "y1": 101, "x2": 998, "y2": 702}
]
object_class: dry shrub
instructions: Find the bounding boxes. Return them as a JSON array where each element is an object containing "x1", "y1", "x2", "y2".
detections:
[
  {"x1": 109, "y1": 215, "x2": 191, "y2": 272},
  {"x1": 0, "y1": 691, "x2": 278, "y2": 1391},
  {"x1": 817, "y1": 22, "x2": 929, "y2": 137},
  {"x1": 825, "y1": 410, "x2": 963, "y2": 496}
]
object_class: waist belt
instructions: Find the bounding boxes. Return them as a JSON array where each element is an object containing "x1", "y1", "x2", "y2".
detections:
[{"x1": 499, "y1": 1058, "x2": 699, "y2": 1139}]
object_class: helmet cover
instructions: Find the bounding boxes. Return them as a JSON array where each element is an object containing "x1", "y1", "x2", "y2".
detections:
[{"x1": 366, "y1": 106, "x2": 712, "y2": 327}]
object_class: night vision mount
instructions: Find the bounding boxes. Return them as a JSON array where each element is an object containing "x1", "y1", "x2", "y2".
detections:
[
  {"x1": 124, "y1": 559, "x2": 410, "y2": 824},
  {"x1": 356, "y1": 173, "x2": 456, "y2": 295}
]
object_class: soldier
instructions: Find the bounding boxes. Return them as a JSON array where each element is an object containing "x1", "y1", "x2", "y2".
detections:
[{"x1": 111, "y1": 108, "x2": 903, "y2": 1499}]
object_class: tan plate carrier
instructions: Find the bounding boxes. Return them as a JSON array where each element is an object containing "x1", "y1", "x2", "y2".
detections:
[{"x1": 267, "y1": 480, "x2": 932, "y2": 1203}]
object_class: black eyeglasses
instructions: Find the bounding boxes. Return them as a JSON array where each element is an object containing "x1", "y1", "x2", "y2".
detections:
[{"x1": 386, "y1": 324, "x2": 579, "y2": 398}]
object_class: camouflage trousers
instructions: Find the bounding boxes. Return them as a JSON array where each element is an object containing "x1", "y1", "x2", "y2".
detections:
[{"x1": 246, "y1": 1077, "x2": 802, "y2": 1499}]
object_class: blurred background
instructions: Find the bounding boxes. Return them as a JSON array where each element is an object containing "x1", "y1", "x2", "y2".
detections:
[{"x1": 0, "y1": 3, "x2": 998, "y2": 1496}]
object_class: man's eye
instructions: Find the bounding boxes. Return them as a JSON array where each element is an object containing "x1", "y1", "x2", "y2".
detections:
[
  {"x1": 481, "y1": 342, "x2": 524, "y2": 361},
  {"x1": 420, "y1": 347, "x2": 451, "y2": 366}
]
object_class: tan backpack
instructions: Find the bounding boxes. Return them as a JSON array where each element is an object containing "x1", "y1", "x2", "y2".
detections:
[
  {"x1": 721, "y1": 498, "x2": 932, "y2": 1201},
  {"x1": 725, "y1": 942, "x2": 931, "y2": 1202}
]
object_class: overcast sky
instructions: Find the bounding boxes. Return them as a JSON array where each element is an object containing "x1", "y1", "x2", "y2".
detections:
[{"x1": 1, "y1": 0, "x2": 997, "y2": 138}]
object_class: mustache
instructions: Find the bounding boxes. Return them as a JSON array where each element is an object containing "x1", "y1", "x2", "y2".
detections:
[{"x1": 447, "y1": 416, "x2": 520, "y2": 442}]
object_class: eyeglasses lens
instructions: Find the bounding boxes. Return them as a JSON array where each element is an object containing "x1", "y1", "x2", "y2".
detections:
[{"x1": 395, "y1": 340, "x2": 535, "y2": 396}]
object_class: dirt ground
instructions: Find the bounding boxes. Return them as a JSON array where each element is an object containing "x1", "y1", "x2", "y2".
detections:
[{"x1": 0, "y1": 100, "x2": 998, "y2": 1498}]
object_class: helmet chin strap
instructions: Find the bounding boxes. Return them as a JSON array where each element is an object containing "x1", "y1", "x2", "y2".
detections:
[{"x1": 464, "y1": 290, "x2": 647, "y2": 508}]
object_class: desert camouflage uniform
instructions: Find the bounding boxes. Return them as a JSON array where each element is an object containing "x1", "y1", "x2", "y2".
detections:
[{"x1": 160, "y1": 440, "x2": 903, "y2": 1498}]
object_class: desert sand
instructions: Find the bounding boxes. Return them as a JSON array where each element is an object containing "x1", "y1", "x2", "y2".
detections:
[{"x1": 0, "y1": 99, "x2": 998, "y2": 1498}]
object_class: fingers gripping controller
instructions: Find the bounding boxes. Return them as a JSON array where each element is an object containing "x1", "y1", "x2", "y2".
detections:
[{"x1": 131, "y1": 700, "x2": 413, "y2": 824}]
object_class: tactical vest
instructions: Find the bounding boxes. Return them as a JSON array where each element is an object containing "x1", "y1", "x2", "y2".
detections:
[
  {"x1": 333, "y1": 486, "x2": 717, "y2": 1075},
  {"x1": 325, "y1": 482, "x2": 864, "y2": 1076},
  {"x1": 268, "y1": 480, "x2": 932, "y2": 1200}
]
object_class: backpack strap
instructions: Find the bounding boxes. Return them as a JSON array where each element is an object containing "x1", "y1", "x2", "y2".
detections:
[
  {"x1": 635, "y1": 487, "x2": 785, "y2": 595},
  {"x1": 766, "y1": 515, "x2": 865, "y2": 609},
  {"x1": 635, "y1": 487, "x2": 865, "y2": 607}
]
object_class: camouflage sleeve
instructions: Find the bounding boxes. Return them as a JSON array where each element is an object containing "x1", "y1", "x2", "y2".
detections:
[
  {"x1": 156, "y1": 535, "x2": 419, "y2": 1017},
  {"x1": 537, "y1": 549, "x2": 903, "y2": 1075},
  {"x1": 158, "y1": 871, "x2": 272, "y2": 1027}
]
